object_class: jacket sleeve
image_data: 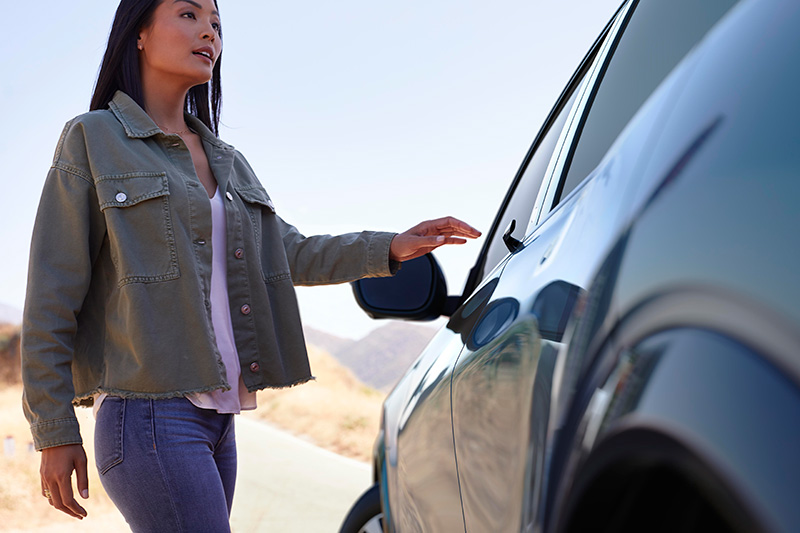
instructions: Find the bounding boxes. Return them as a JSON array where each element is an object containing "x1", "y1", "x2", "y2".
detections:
[
  {"x1": 21, "y1": 122, "x2": 105, "y2": 450},
  {"x1": 275, "y1": 216, "x2": 399, "y2": 286}
]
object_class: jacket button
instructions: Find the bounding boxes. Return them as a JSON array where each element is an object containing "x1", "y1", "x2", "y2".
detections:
[
  {"x1": 249, "y1": 362, "x2": 260, "y2": 373},
  {"x1": 115, "y1": 192, "x2": 127, "y2": 203},
  {"x1": 226, "y1": 192, "x2": 233, "y2": 201},
  {"x1": 234, "y1": 248, "x2": 244, "y2": 259},
  {"x1": 240, "y1": 304, "x2": 251, "y2": 315},
  {"x1": 196, "y1": 239, "x2": 206, "y2": 245}
]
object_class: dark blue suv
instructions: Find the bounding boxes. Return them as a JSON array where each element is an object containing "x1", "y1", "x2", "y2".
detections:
[{"x1": 341, "y1": 0, "x2": 800, "y2": 531}]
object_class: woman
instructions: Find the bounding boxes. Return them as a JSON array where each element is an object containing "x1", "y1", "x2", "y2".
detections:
[{"x1": 21, "y1": 0, "x2": 480, "y2": 530}]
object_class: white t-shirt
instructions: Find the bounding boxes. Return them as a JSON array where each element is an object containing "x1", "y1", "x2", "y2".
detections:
[{"x1": 187, "y1": 186, "x2": 257, "y2": 413}]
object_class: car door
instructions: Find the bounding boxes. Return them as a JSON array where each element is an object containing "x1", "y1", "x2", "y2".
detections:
[
  {"x1": 383, "y1": 21, "x2": 608, "y2": 532},
  {"x1": 448, "y1": 0, "x2": 742, "y2": 531},
  {"x1": 446, "y1": 5, "x2": 634, "y2": 530}
]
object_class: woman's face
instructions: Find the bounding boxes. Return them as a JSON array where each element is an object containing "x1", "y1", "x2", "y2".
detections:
[{"x1": 137, "y1": 0, "x2": 222, "y2": 90}]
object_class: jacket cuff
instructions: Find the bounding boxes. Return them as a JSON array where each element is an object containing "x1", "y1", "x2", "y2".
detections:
[
  {"x1": 30, "y1": 417, "x2": 83, "y2": 451},
  {"x1": 367, "y1": 232, "x2": 399, "y2": 277}
]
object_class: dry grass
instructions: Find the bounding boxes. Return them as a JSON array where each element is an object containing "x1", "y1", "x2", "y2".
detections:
[{"x1": 245, "y1": 344, "x2": 385, "y2": 462}]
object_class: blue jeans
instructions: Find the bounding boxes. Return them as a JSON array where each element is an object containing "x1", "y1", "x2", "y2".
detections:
[{"x1": 95, "y1": 397, "x2": 237, "y2": 532}]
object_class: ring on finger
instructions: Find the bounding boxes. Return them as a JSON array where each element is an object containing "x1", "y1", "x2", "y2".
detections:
[{"x1": 43, "y1": 488, "x2": 52, "y2": 499}]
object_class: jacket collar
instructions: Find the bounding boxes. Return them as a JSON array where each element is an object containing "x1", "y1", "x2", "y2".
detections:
[{"x1": 108, "y1": 90, "x2": 233, "y2": 151}]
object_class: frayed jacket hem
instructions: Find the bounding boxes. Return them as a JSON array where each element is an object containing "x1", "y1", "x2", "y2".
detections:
[
  {"x1": 72, "y1": 383, "x2": 233, "y2": 407},
  {"x1": 71, "y1": 376, "x2": 316, "y2": 407}
]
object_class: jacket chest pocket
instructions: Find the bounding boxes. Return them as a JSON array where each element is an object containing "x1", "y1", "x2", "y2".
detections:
[
  {"x1": 96, "y1": 171, "x2": 180, "y2": 286},
  {"x1": 236, "y1": 186, "x2": 291, "y2": 282}
]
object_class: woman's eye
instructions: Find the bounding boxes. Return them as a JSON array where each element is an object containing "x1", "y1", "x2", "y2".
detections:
[
  {"x1": 212, "y1": 22, "x2": 221, "y2": 33},
  {"x1": 181, "y1": 12, "x2": 196, "y2": 20}
]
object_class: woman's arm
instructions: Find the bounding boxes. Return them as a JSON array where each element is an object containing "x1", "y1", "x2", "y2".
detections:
[
  {"x1": 22, "y1": 122, "x2": 105, "y2": 518},
  {"x1": 277, "y1": 216, "x2": 480, "y2": 286}
]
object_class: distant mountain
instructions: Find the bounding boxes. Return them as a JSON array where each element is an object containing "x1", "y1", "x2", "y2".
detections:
[
  {"x1": 302, "y1": 327, "x2": 356, "y2": 356},
  {"x1": 304, "y1": 322, "x2": 438, "y2": 392},
  {"x1": 0, "y1": 302, "x2": 22, "y2": 325}
]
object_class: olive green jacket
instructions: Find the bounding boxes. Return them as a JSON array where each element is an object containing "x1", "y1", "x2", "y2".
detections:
[{"x1": 22, "y1": 91, "x2": 397, "y2": 450}]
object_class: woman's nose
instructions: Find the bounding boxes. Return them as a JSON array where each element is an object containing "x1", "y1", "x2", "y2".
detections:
[{"x1": 201, "y1": 23, "x2": 217, "y2": 41}]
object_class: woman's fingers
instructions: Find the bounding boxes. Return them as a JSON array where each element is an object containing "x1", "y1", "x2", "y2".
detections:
[
  {"x1": 412, "y1": 216, "x2": 482, "y2": 239},
  {"x1": 75, "y1": 454, "x2": 90, "y2": 500},
  {"x1": 55, "y1": 477, "x2": 87, "y2": 519},
  {"x1": 390, "y1": 235, "x2": 466, "y2": 262},
  {"x1": 47, "y1": 474, "x2": 86, "y2": 519},
  {"x1": 439, "y1": 216, "x2": 481, "y2": 235},
  {"x1": 45, "y1": 476, "x2": 79, "y2": 518},
  {"x1": 41, "y1": 479, "x2": 53, "y2": 507}
]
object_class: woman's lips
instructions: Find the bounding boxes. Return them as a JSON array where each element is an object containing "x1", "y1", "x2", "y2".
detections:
[{"x1": 193, "y1": 48, "x2": 214, "y2": 63}]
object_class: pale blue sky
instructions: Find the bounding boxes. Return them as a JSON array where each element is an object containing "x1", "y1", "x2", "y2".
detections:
[{"x1": 1, "y1": 0, "x2": 620, "y2": 338}]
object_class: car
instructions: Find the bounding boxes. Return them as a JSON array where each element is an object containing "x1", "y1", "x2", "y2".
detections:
[{"x1": 339, "y1": 0, "x2": 800, "y2": 531}]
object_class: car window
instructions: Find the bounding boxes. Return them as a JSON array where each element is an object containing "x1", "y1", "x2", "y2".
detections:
[
  {"x1": 481, "y1": 84, "x2": 582, "y2": 277},
  {"x1": 552, "y1": 0, "x2": 739, "y2": 206}
]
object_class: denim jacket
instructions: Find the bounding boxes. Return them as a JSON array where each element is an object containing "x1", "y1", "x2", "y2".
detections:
[{"x1": 21, "y1": 91, "x2": 397, "y2": 450}]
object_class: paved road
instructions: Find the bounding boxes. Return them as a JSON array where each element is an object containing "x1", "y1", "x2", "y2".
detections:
[{"x1": 230, "y1": 415, "x2": 372, "y2": 532}]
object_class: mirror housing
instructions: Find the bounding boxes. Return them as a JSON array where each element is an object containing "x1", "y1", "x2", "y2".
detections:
[{"x1": 352, "y1": 254, "x2": 448, "y2": 321}]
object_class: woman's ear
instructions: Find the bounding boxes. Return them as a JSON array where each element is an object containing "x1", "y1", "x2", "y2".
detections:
[{"x1": 137, "y1": 25, "x2": 149, "y2": 51}]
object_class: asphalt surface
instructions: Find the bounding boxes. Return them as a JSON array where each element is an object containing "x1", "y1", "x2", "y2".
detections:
[{"x1": 230, "y1": 415, "x2": 372, "y2": 532}]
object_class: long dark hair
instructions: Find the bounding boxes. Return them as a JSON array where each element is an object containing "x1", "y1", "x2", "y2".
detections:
[{"x1": 90, "y1": 0, "x2": 223, "y2": 136}]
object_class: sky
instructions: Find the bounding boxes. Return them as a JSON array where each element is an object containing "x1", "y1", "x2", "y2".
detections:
[{"x1": 1, "y1": 0, "x2": 621, "y2": 339}]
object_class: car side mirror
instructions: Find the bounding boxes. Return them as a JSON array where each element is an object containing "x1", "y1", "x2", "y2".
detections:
[{"x1": 351, "y1": 253, "x2": 450, "y2": 321}]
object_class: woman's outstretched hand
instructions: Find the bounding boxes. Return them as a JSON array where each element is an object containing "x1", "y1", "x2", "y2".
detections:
[{"x1": 389, "y1": 216, "x2": 481, "y2": 263}]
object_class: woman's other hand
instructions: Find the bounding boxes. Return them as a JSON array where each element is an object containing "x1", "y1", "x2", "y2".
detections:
[
  {"x1": 40, "y1": 444, "x2": 90, "y2": 519},
  {"x1": 390, "y1": 216, "x2": 481, "y2": 262}
]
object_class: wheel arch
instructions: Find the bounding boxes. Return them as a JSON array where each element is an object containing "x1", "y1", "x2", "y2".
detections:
[
  {"x1": 557, "y1": 425, "x2": 762, "y2": 532},
  {"x1": 552, "y1": 309, "x2": 800, "y2": 533}
]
